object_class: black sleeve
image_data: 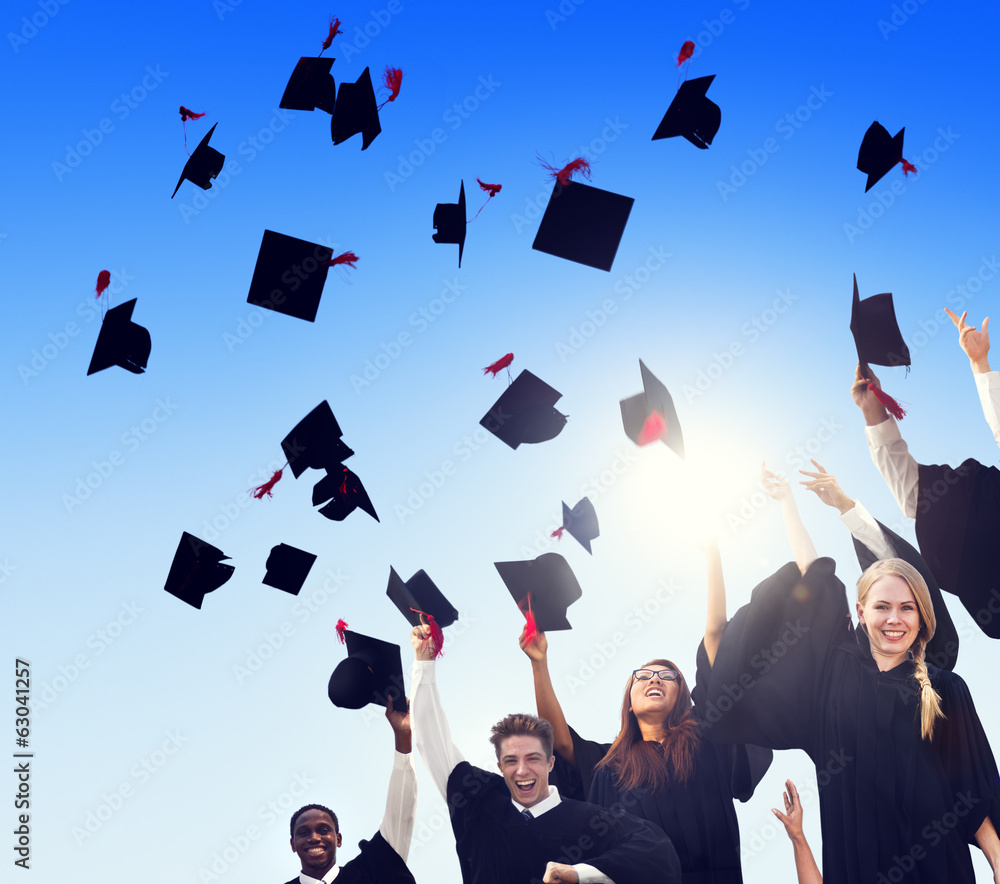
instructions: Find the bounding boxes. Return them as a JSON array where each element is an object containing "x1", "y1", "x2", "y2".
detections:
[
  {"x1": 339, "y1": 831, "x2": 416, "y2": 884},
  {"x1": 565, "y1": 726, "x2": 612, "y2": 800},
  {"x1": 584, "y1": 804, "x2": 683, "y2": 884}
]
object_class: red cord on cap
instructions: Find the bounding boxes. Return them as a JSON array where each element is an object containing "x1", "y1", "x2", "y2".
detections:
[
  {"x1": 520, "y1": 593, "x2": 538, "y2": 646},
  {"x1": 676, "y1": 40, "x2": 695, "y2": 66},
  {"x1": 252, "y1": 465, "x2": 285, "y2": 500},
  {"x1": 869, "y1": 382, "x2": 906, "y2": 420},
  {"x1": 550, "y1": 526, "x2": 565, "y2": 540},
  {"x1": 324, "y1": 251, "x2": 359, "y2": 270},
  {"x1": 900, "y1": 158, "x2": 917, "y2": 177},
  {"x1": 538, "y1": 156, "x2": 592, "y2": 188},
  {"x1": 377, "y1": 67, "x2": 403, "y2": 110},
  {"x1": 95, "y1": 270, "x2": 111, "y2": 299},
  {"x1": 335, "y1": 619, "x2": 349, "y2": 644},
  {"x1": 483, "y1": 353, "x2": 514, "y2": 377},
  {"x1": 410, "y1": 608, "x2": 444, "y2": 658},
  {"x1": 321, "y1": 16, "x2": 343, "y2": 53},
  {"x1": 637, "y1": 411, "x2": 668, "y2": 446}
]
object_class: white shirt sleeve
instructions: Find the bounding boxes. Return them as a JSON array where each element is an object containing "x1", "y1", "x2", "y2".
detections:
[
  {"x1": 839, "y1": 500, "x2": 897, "y2": 561},
  {"x1": 974, "y1": 370, "x2": 1000, "y2": 448},
  {"x1": 865, "y1": 418, "x2": 919, "y2": 519},
  {"x1": 575, "y1": 862, "x2": 614, "y2": 883},
  {"x1": 378, "y1": 750, "x2": 417, "y2": 862},
  {"x1": 410, "y1": 659, "x2": 466, "y2": 800}
]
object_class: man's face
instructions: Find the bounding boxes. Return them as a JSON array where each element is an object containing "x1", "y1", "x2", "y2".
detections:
[
  {"x1": 497, "y1": 734, "x2": 555, "y2": 809},
  {"x1": 290, "y1": 809, "x2": 342, "y2": 878}
]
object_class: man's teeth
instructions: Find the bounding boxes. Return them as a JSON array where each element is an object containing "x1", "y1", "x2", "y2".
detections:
[{"x1": 516, "y1": 780, "x2": 535, "y2": 789}]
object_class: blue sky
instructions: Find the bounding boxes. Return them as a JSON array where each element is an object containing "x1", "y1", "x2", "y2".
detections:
[{"x1": 4, "y1": 0, "x2": 1000, "y2": 880}]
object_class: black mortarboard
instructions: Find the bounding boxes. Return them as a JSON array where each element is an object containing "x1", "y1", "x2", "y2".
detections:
[
  {"x1": 171, "y1": 123, "x2": 225, "y2": 198},
  {"x1": 87, "y1": 298, "x2": 151, "y2": 376},
  {"x1": 328, "y1": 630, "x2": 405, "y2": 709},
  {"x1": 432, "y1": 180, "x2": 467, "y2": 267},
  {"x1": 555, "y1": 498, "x2": 599, "y2": 554},
  {"x1": 262, "y1": 543, "x2": 316, "y2": 595},
  {"x1": 313, "y1": 466, "x2": 379, "y2": 522},
  {"x1": 164, "y1": 532, "x2": 234, "y2": 609},
  {"x1": 857, "y1": 122, "x2": 908, "y2": 192},
  {"x1": 247, "y1": 230, "x2": 333, "y2": 323},
  {"x1": 280, "y1": 57, "x2": 337, "y2": 113},
  {"x1": 850, "y1": 274, "x2": 910, "y2": 373},
  {"x1": 480, "y1": 369, "x2": 568, "y2": 449},
  {"x1": 652, "y1": 75, "x2": 721, "y2": 149},
  {"x1": 532, "y1": 180, "x2": 634, "y2": 272},
  {"x1": 386, "y1": 567, "x2": 459, "y2": 627},
  {"x1": 281, "y1": 401, "x2": 354, "y2": 478},
  {"x1": 331, "y1": 67, "x2": 381, "y2": 149},
  {"x1": 620, "y1": 360, "x2": 684, "y2": 457},
  {"x1": 495, "y1": 553, "x2": 582, "y2": 632}
]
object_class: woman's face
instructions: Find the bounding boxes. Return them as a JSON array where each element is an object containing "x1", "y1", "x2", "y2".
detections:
[
  {"x1": 857, "y1": 575, "x2": 921, "y2": 664},
  {"x1": 628, "y1": 663, "x2": 680, "y2": 720}
]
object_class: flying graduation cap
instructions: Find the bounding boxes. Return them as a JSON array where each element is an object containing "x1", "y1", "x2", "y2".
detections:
[
  {"x1": 480, "y1": 369, "x2": 568, "y2": 449},
  {"x1": 620, "y1": 360, "x2": 684, "y2": 457},
  {"x1": 551, "y1": 498, "x2": 599, "y2": 554},
  {"x1": 328, "y1": 628, "x2": 405, "y2": 709},
  {"x1": 280, "y1": 57, "x2": 337, "y2": 113},
  {"x1": 386, "y1": 566, "x2": 458, "y2": 658},
  {"x1": 850, "y1": 274, "x2": 910, "y2": 419},
  {"x1": 247, "y1": 230, "x2": 334, "y2": 323},
  {"x1": 164, "y1": 532, "x2": 234, "y2": 609},
  {"x1": 857, "y1": 122, "x2": 917, "y2": 192},
  {"x1": 432, "y1": 180, "x2": 466, "y2": 267},
  {"x1": 171, "y1": 123, "x2": 225, "y2": 198},
  {"x1": 331, "y1": 67, "x2": 382, "y2": 149},
  {"x1": 262, "y1": 543, "x2": 317, "y2": 596},
  {"x1": 652, "y1": 75, "x2": 721, "y2": 149},
  {"x1": 495, "y1": 553, "x2": 583, "y2": 633},
  {"x1": 87, "y1": 298, "x2": 151, "y2": 375}
]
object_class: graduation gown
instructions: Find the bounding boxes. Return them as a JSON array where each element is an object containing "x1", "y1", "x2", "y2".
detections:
[
  {"x1": 704, "y1": 557, "x2": 1000, "y2": 884},
  {"x1": 282, "y1": 831, "x2": 415, "y2": 884},
  {"x1": 446, "y1": 760, "x2": 682, "y2": 884}
]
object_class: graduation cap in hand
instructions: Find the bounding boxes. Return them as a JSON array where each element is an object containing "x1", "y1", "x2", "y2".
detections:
[
  {"x1": 620, "y1": 360, "x2": 684, "y2": 457},
  {"x1": 495, "y1": 553, "x2": 583, "y2": 633},
  {"x1": 280, "y1": 57, "x2": 337, "y2": 113},
  {"x1": 262, "y1": 543, "x2": 317, "y2": 596},
  {"x1": 480, "y1": 370, "x2": 568, "y2": 449},
  {"x1": 433, "y1": 180, "x2": 467, "y2": 267},
  {"x1": 386, "y1": 567, "x2": 459, "y2": 628},
  {"x1": 328, "y1": 628, "x2": 405, "y2": 709},
  {"x1": 652, "y1": 75, "x2": 721, "y2": 149},
  {"x1": 331, "y1": 67, "x2": 382, "y2": 149},
  {"x1": 164, "y1": 532, "x2": 234, "y2": 609},
  {"x1": 171, "y1": 123, "x2": 225, "y2": 198},
  {"x1": 857, "y1": 122, "x2": 916, "y2": 192},
  {"x1": 552, "y1": 498, "x2": 599, "y2": 554},
  {"x1": 87, "y1": 299, "x2": 151, "y2": 375},
  {"x1": 850, "y1": 274, "x2": 909, "y2": 419},
  {"x1": 247, "y1": 230, "x2": 334, "y2": 323}
]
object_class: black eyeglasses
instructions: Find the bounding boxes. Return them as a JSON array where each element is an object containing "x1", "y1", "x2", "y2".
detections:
[{"x1": 632, "y1": 668, "x2": 678, "y2": 682}]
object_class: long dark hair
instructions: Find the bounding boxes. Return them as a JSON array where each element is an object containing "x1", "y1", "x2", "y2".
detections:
[{"x1": 595, "y1": 658, "x2": 701, "y2": 789}]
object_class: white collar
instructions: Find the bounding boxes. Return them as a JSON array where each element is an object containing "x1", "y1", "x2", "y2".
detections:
[
  {"x1": 299, "y1": 865, "x2": 340, "y2": 884},
  {"x1": 511, "y1": 784, "x2": 561, "y2": 818}
]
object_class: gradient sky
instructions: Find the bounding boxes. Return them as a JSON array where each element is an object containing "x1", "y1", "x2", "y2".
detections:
[{"x1": 4, "y1": 0, "x2": 1000, "y2": 881}]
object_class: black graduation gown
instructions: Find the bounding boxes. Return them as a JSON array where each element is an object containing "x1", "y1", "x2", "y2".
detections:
[
  {"x1": 446, "y1": 760, "x2": 682, "y2": 884},
  {"x1": 566, "y1": 642, "x2": 772, "y2": 884},
  {"x1": 282, "y1": 831, "x2": 415, "y2": 884},
  {"x1": 703, "y1": 557, "x2": 1000, "y2": 884}
]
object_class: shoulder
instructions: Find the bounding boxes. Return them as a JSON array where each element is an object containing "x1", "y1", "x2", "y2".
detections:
[{"x1": 446, "y1": 761, "x2": 506, "y2": 812}]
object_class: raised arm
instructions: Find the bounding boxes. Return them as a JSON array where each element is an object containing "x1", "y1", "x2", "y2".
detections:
[
  {"x1": 773, "y1": 780, "x2": 823, "y2": 884},
  {"x1": 380, "y1": 694, "x2": 417, "y2": 861},
  {"x1": 704, "y1": 539, "x2": 726, "y2": 667},
  {"x1": 762, "y1": 463, "x2": 817, "y2": 575},
  {"x1": 519, "y1": 628, "x2": 575, "y2": 766},
  {"x1": 974, "y1": 816, "x2": 1000, "y2": 884},
  {"x1": 945, "y1": 308, "x2": 1000, "y2": 449}
]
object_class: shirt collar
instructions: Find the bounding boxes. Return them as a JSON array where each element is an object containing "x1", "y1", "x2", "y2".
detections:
[
  {"x1": 511, "y1": 784, "x2": 561, "y2": 818},
  {"x1": 299, "y1": 865, "x2": 340, "y2": 884}
]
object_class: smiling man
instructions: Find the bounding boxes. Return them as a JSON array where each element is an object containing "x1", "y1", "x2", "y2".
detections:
[{"x1": 409, "y1": 624, "x2": 681, "y2": 884}]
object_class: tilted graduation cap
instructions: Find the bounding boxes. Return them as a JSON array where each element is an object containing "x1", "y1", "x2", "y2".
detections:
[
  {"x1": 552, "y1": 498, "x2": 599, "y2": 554},
  {"x1": 850, "y1": 274, "x2": 909, "y2": 419},
  {"x1": 280, "y1": 57, "x2": 337, "y2": 113},
  {"x1": 386, "y1": 567, "x2": 459, "y2": 628},
  {"x1": 281, "y1": 401, "x2": 354, "y2": 478},
  {"x1": 164, "y1": 532, "x2": 234, "y2": 609},
  {"x1": 532, "y1": 180, "x2": 634, "y2": 272},
  {"x1": 247, "y1": 230, "x2": 333, "y2": 323},
  {"x1": 171, "y1": 123, "x2": 225, "y2": 198},
  {"x1": 652, "y1": 75, "x2": 721, "y2": 149},
  {"x1": 620, "y1": 360, "x2": 684, "y2": 457},
  {"x1": 857, "y1": 122, "x2": 915, "y2": 192},
  {"x1": 495, "y1": 553, "x2": 582, "y2": 632},
  {"x1": 328, "y1": 629, "x2": 405, "y2": 709},
  {"x1": 262, "y1": 543, "x2": 317, "y2": 595},
  {"x1": 331, "y1": 67, "x2": 382, "y2": 149},
  {"x1": 432, "y1": 180, "x2": 466, "y2": 267},
  {"x1": 87, "y1": 299, "x2": 151, "y2": 375},
  {"x1": 480, "y1": 369, "x2": 568, "y2": 449},
  {"x1": 312, "y1": 466, "x2": 379, "y2": 522}
]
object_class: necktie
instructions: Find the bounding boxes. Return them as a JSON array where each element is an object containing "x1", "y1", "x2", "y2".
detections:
[{"x1": 521, "y1": 809, "x2": 533, "y2": 823}]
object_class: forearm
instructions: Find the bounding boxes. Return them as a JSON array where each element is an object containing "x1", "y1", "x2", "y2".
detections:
[
  {"x1": 975, "y1": 816, "x2": 1000, "y2": 872},
  {"x1": 410, "y1": 660, "x2": 465, "y2": 800},
  {"x1": 531, "y1": 658, "x2": 575, "y2": 764},
  {"x1": 840, "y1": 500, "x2": 896, "y2": 561},
  {"x1": 791, "y1": 835, "x2": 823, "y2": 884},
  {"x1": 865, "y1": 418, "x2": 918, "y2": 518},
  {"x1": 379, "y1": 751, "x2": 417, "y2": 861},
  {"x1": 704, "y1": 543, "x2": 726, "y2": 667},
  {"x1": 779, "y1": 496, "x2": 818, "y2": 575},
  {"x1": 974, "y1": 370, "x2": 1000, "y2": 448}
]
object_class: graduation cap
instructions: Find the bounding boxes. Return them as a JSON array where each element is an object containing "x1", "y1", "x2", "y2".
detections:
[
  {"x1": 87, "y1": 299, "x2": 151, "y2": 376},
  {"x1": 312, "y1": 466, "x2": 379, "y2": 522},
  {"x1": 247, "y1": 230, "x2": 333, "y2": 323},
  {"x1": 328, "y1": 629, "x2": 405, "y2": 709},
  {"x1": 386, "y1": 567, "x2": 459, "y2": 628},
  {"x1": 495, "y1": 553, "x2": 582, "y2": 632},
  {"x1": 171, "y1": 123, "x2": 225, "y2": 198},
  {"x1": 281, "y1": 401, "x2": 354, "y2": 478},
  {"x1": 620, "y1": 360, "x2": 684, "y2": 457},
  {"x1": 652, "y1": 75, "x2": 721, "y2": 149},
  {"x1": 432, "y1": 180, "x2": 466, "y2": 267},
  {"x1": 164, "y1": 532, "x2": 234, "y2": 609},
  {"x1": 480, "y1": 369, "x2": 568, "y2": 449},
  {"x1": 262, "y1": 543, "x2": 316, "y2": 595},
  {"x1": 280, "y1": 57, "x2": 337, "y2": 113},
  {"x1": 552, "y1": 498, "x2": 599, "y2": 554},
  {"x1": 331, "y1": 67, "x2": 382, "y2": 149},
  {"x1": 850, "y1": 274, "x2": 909, "y2": 419},
  {"x1": 857, "y1": 122, "x2": 916, "y2": 192}
]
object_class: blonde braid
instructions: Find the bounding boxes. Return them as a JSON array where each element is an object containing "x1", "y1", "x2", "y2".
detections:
[{"x1": 911, "y1": 639, "x2": 945, "y2": 740}]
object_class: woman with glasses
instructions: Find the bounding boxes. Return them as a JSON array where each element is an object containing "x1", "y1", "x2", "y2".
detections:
[{"x1": 521, "y1": 541, "x2": 772, "y2": 884}]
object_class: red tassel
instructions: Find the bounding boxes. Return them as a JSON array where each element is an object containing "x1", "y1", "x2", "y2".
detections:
[
  {"x1": 179, "y1": 106, "x2": 206, "y2": 122},
  {"x1": 377, "y1": 67, "x2": 403, "y2": 110},
  {"x1": 321, "y1": 16, "x2": 343, "y2": 52},
  {"x1": 336, "y1": 619, "x2": 349, "y2": 644},
  {"x1": 638, "y1": 411, "x2": 668, "y2": 446},
  {"x1": 869, "y1": 382, "x2": 906, "y2": 420},
  {"x1": 95, "y1": 270, "x2": 111, "y2": 299},
  {"x1": 324, "y1": 251, "x2": 359, "y2": 270},
  {"x1": 520, "y1": 593, "x2": 538, "y2": 646},
  {"x1": 252, "y1": 468, "x2": 284, "y2": 500},
  {"x1": 551, "y1": 526, "x2": 565, "y2": 540},
  {"x1": 477, "y1": 178, "x2": 502, "y2": 197},
  {"x1": 339, "y1": 466, "x2": 349, "y2": 497},
  {"x1": 900, "y1": 158, "x2": 917, "y2": 176},
  {"x1": 676, "y1": 40, "x2": 695, "y2": 66},
  {"x1": 538, "y1": 156, "x2": 592, "y2": 188},
  {"x1": 410, "y1": 608, "x2": 445, "y2": 658},
  {"x1": 483, "y1": 353, "x2": 514, "y2": 377}
]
